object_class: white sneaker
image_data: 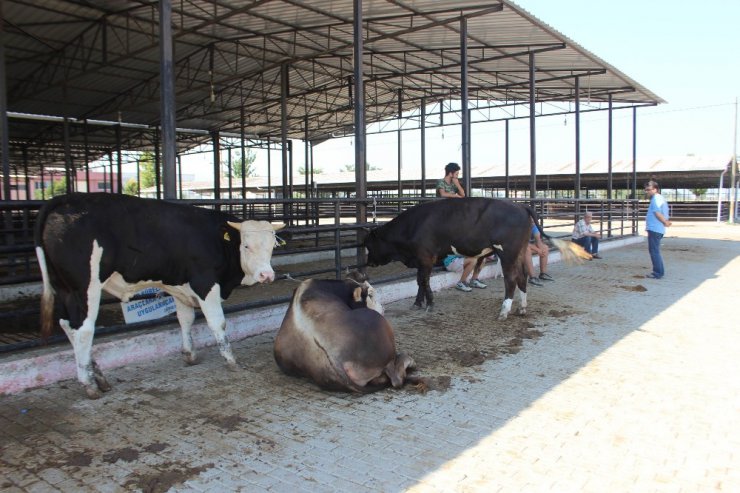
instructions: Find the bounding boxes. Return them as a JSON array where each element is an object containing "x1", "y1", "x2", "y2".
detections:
[
  {"x1": 470, "y1": 279, "x2": 487, "y2": 289},
  {"x1": 455, "y1": 281, "x2": 472, "y2": 292}
]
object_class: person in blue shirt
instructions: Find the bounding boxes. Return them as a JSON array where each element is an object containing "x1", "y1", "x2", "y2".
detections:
[{"x1": 644, "y1": 180, "x2": 672, "y2": 279}]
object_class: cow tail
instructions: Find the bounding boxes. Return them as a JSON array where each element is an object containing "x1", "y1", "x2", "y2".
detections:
[
  {"x1": 524, "y1": 206, "x2": 592, "y2": 263},
  {"x1": 35, "y1": 246, "x2": 56, "y2": 339}
]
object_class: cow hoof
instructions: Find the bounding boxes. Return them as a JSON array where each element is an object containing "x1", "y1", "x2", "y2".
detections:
[
  {"x1": 424, "y1": 304, "x2": 434, "y2": 312},
  {"x1": 95, "y1": 377, "x2": 112, "y2": 393},
  {"x1": 516, "y1": 309, "x2": 527, "y2": 316},
  {"x1": 497, "y1": 313, "x2": 509, "y2": 321},
  {"x1": 226, "y1": 361, "x2": 241, "y2": 372},
  {"x1": 84, "y1": 386, "x2": 103, "y2": 400},
  {"x1": 412, "y1": 303, "x2": 424, "y2": 310}
]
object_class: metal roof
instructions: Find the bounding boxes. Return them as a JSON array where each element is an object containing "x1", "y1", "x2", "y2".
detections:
[{"x1": 3, "y1": 0, "x2": 663, "y2": 170}]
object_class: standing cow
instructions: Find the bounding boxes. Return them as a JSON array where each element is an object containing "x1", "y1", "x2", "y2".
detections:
[
  {"x1": 274, "y1": 275, "x2": 415, "y2": 393},
  {"x1": 364, "y1": 197, "x2": 588, "y2": 319},
  {"x1": 35, "y1": 193, "x2": 283, "y2": 398}
]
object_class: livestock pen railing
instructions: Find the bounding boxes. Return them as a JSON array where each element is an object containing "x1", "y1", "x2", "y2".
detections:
[
  {"x1": 0, "y1": 196, "x2": 641, "y2": 288},
  {"x1": 0, "y1": 195, "x2": 640, "y2": 354}
]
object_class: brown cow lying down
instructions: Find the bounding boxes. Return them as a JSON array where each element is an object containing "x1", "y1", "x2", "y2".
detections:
[{"x1": 274, "y1": 276, "x2": 415, "y2": 393}]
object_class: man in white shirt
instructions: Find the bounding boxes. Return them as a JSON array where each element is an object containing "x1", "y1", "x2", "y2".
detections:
[{"x1": 572, "y1": 211, "x2": 602, "y2": 259}]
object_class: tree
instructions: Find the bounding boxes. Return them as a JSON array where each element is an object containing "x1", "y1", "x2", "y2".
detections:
[
  {"x1": 34, "y1": 177, "x2": 67, "y2": 199},
  {"x1": 691, "y1": 188, "x2": 707, "y2": 200},
  {"x1": 298, "y1": 165, "x2": 323, "y2": 175},
  {"x1": 342, "y1": 163, "x2": 380, "y2": 172},
  {"x1": 138, "y1": 151, "x2": 157, "y2": 189},
  {"x1": 123, "y1": 178, "x2": 139, "y2": 196},
  {"x1": 222, "y1": 149, "x2": 257, "y2": 178}
]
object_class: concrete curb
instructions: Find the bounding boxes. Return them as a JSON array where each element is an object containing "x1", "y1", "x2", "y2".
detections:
[{"x1": 0, "y1": 235, "x2": 644, "y2": 395}]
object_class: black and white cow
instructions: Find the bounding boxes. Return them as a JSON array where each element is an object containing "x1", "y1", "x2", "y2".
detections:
[
  {"x1": 364, "y1": 197, "x2": 589, "y2": 319},
  {"x1": 35, "y1": 193, "x2": 283, "y2": 398},
  {"x1": 274, "y1": 275, "x2": 416, "y2": 393}
]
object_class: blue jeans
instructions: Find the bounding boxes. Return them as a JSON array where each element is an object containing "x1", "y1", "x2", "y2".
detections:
[
  {"x1": 647, "y1": 230, "x2": 665, "y2": 278},
  {"x1": 572, "y1": 236, "x2": 599, "y2": 254}
]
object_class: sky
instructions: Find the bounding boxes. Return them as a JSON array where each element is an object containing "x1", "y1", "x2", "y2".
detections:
[{"x1": 179, "y1": 0, "x2": 739, "y2": 181}]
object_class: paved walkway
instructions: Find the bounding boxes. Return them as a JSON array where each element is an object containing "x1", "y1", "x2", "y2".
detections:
[{"x1": 1, "y1": 222, "x2": 739, "y2": 492}]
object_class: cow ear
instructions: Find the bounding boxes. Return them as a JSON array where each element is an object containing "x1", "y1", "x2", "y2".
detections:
[
  {"x1": 226, "y1": 221, "x2": 241, "y2": 231},
  {"x1": 352, "y1": 287, "x2": 363, "y2": 303}
]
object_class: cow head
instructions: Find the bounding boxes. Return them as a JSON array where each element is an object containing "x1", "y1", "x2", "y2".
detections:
[
  {"x1": 227, "y1": 220, "x2": 284, "y2": 285},
  {"x1": 363, "y1": 228, "x2": 394, "y2": 267},
  {"x1": 349, "y1": 280, "x2": 384, "y2": 316}
]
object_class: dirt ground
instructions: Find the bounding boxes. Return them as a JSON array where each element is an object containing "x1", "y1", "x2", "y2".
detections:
[{"x1": 1, "y1": 221, "x2": 739, "y2": 492}]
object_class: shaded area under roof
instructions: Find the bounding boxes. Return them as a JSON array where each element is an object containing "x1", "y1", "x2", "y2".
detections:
[{"x1": 3, "y1": 0, "x2": 662, "y2": 172}]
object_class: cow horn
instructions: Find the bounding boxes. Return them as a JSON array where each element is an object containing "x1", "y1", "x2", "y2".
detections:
[
  {"x1": 272, "y1": 223, "x2": 285, "y2": 231},
  {"x1": 227, "y1": 221, "x2": 241, "y2": 231}
]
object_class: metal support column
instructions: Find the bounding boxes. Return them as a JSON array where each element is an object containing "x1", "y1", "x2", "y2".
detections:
[
  {"x1": 353, "y1": 0, "x2": 367, "y2": 270},
  {"x1": 305, "y1": 115, "x2": 310, "y2": 200},
  {"x1": 460, "y1": 16, "x2": 471, "y2": 196},
  {"x1": 211, "y1": 131, "x2": 220, "y2": 208},
  {"x1": 397, "y1": 88, "x2": 403, "y2": 203},
  {"x1": 353, "y1": 0, "x2": 367, "y2": 218},
  {"x1": 0, "y1": 8, "x2": 10, "y2": 201},
  {"x1": 240, "y1": 106, "x2": 246, "y2": 199},
  {"x1": 575, "y1": 76, "x2": 581, "y2": 203},
  {"x1": 528, "y1": 52, "x2": 537, "y2": 200},
  {"x1": 154, "y1": 129, "x2": 161, "y2": 199},
  {"x1": 280, "y1": 63, "x2": 289, "y2": 203},
  {"x1": 115, "y1": 124, "x2": 123, "y2": 194},
  {"x1": 607, "y1": 94, "x2": 613, "y2": 235},
  {"x1": 420, "y1": 98, "x2": 427, "y2": 197},
  {"x1": 505, "y1": 119, "x2": 510, "y2": 198},
  {"x1": 159, "y1": 0, "x2": 177, "y2": 199},
  {"x1": 631, "y1": 107, "x2": 637, "y2": 200},
  {"x1": 63, "y1": 118, "x2": 73, "y2": 193},
  {"x1": 83, "y1": 120, "x2": 90, "y2": 190}
]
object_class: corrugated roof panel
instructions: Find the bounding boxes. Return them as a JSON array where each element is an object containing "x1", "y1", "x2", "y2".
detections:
[{"x1": 4, "y1": 0, "x2": 663, "y2": 168}]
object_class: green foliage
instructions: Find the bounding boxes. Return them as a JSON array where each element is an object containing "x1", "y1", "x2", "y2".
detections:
[
  {"x1": 298, "y1": 166, "x2": 323, "y2": 175},
  {"x1": 222, "y1": 149, "x2": 257, "y2": 178},
  {"x1": 138, "y1": 151, "x2": 157, "y2": 189},
  {"x1": 34, "y1": 177, "x2": 67, "y2": 199},
  {"x1": 342, "y1": 163, "x2": 380, "y2": 172},
  {"x1": 691, "y1": 188, "x2": 707, "y2": 199},
  {"x1": 123, "y1": 178, "x2": 139, "y2": 196}
]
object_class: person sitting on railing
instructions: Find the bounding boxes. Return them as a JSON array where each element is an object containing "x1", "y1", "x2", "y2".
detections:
[
  {"x1": 572, "y1": 211, "x2": 602, "y2": 259},
  {"x1": 436, "y1": 162, "x2": 465, "y2": 198}
]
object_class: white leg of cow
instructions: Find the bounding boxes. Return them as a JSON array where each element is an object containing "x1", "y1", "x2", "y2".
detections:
[
  {"x1": 60, "y1": 319, "x2": 101, "y2": 399},
  {"x1": 498, "y1": 298, "x2": 513, "y2": 321},
  {"x1": 61, "y1": 240, "x2": 111, "y2": 399},
  {"x1": 175, "y1": 299, "x2": 198, "y2": 365},
  {"x1": 517, "y1": 291, "x2": 528, "y2": 316},
  {"x1": 198, "y1": 285, "x2": 238, "y2": 370}
]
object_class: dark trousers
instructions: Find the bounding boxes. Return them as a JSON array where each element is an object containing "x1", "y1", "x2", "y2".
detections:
[{"x1": 572, "y1": 236, "x2": 599, "y2": 254}]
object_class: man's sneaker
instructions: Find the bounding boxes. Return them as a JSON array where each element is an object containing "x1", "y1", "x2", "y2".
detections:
[
  {"x1": 528, "y1": 277, "x2": 544, "y2": 287},
  {"x1": 591, "y1": 253, "x2": 602, "y2": 259},
  {"x1": 456, "y1": 281, "x2": 472, "y2": 292},
  {"x1": 539, "y1": 273, "x2": 554, "y2": 281},
  {"x1": 470, "y1": 279, "x2": 487, "y2": 289}
]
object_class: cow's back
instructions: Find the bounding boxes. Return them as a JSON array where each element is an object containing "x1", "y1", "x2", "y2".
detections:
[
  {"x1": 378, "y1": 197, "x2": 531, "y2": 260},
  {"x1": 35, "y1": 193, "x2": 241, "y2": 298}
]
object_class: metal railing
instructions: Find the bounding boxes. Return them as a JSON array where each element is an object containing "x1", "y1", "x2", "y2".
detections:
[{"x1": 0, "y1": 195, "x2": 643, "y2": 354}]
